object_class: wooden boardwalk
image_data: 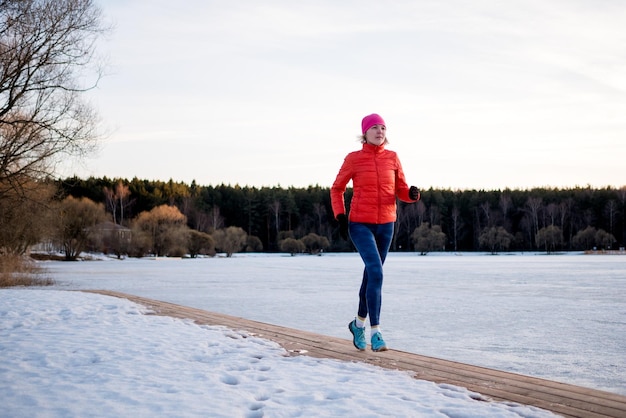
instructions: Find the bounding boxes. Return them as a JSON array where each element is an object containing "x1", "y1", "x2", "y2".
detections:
[{"x1": 86, "y1": 290, "x2": 626, "y2": 418}]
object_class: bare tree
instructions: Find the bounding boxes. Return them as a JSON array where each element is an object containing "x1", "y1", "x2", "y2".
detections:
[
  {"x1": 545, "y1": 203, "x2": 559, "y2": 226},
  {"x1": 450, "y1": 205, "x2": 463, "y2": 252},
  {"x1": 536, "y1": 225, "x2": 563, "y2": 254},
  {"x1": 312, "y1": 202, "x2": 326, "y2": 235},
  {"x1": 479, "y1": 201, "x2": 492, "y2": 228},
  {"x1": 213, "y1": 226, "x2": 247, "y2": 257},
  {"x1": 595, "y1": 229, "x2": 616, "y2": 250},
  {"x1": 245, "y1": 235, "x2": 263, "y2": 252},
  {"x1": 572, "y1": 226, "x2": 597, "y2": 250},
  {"x1": 193, "y1": 210, "x2": 212, "y2": 233},
  {"x1": 0, "y1": 180, "x2": 55, "y2": 255},
  {"x1": 132, "y1": 205, "x2": 189, "y2": 257},
  {"x1": 114, "y1": 181, "x2": 131, "y2": 225},
  {"x1": 479, "y1": 226, "x2": 514, "y2": 255},
  {"x1": 104, "y1": 181, "x2": 131, "y2": 225},
  {"x1": 269, "y1": 200, "x2": 280, "y2": 237},
  {"x1": 394, "y1": 203, "x2": 411, "y2": 250},
  {"x1": 499, "y1": 194, "x2": 512, "y2": 227},
  {"x1": 560, "y1": 198, "x2": 573, "y2": 246},
  {"x1": 210, "y1": 206, "x2": 224, "y2": 231},
  {"x1": 188, "y1": 230, "x2": 215, "y2": 258},
  {"x1": 415, "y1": 200, "x2": 427, "y2": 226},
  {"x1": 279, "y1": 237, "x2": 305, "y2": 256},
  {"x1": 411, "y1": 222, "x2": 446, "y2": 255},
  {"x1": 604, "y1": 200, "x2": 618, "y2": 237},
  {"x1": 300, "y1": 233, "x2": 330, "y2": 255},
  {"x1": 53, "y1": 196, "x2": 107, "y2": 260},
  {"x1": 525, "y1": 197, "x2": 543, "y2": 243},
  {"x1": 0, "y1": 0, "x2": 106, "y2": 197}
]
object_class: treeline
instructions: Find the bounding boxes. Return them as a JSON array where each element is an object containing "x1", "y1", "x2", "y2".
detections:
[{"x1": 57, "y1": 176, "x2": 626, "y2": 253}]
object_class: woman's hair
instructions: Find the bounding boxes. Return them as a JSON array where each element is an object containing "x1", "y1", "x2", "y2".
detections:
[{"x1": 359, "y1": 134, "x2": 389, "y2": 145}]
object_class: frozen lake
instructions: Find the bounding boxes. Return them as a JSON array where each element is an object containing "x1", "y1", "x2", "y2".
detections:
[{"x1": 44, "y1": 252, "x2": 626, "y2": 395}]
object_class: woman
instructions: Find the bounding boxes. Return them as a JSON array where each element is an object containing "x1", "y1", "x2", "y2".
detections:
[{"x1": 331, "y1": 113, "x2": 420, "y2": 351}]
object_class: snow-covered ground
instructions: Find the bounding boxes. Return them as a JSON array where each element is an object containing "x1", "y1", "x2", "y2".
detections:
[
  {"x1": 42, "y1": 253, "x2": 626, "y2": 395},
  {"x1": 3, "y1": 252, "x2": 623, "y2": 416},
  {"x1": 2, "y1": 288, "x2": 558, "y2": 417}
]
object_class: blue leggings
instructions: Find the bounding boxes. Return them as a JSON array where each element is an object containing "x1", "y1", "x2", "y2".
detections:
[{"x1": 349, "y1": 222, "x2": 394, "y2": 327}]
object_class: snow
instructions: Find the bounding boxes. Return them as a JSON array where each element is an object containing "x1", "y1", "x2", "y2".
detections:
[
  {"x1": 3, "y1": 252, "x2": 624, "y2": 416},
  {"x1": 1, "y1": 288, "x2": 557, "y2": 417},
  {"x1": 42, "y1": 252, "x2": 626, "y2": 395}
]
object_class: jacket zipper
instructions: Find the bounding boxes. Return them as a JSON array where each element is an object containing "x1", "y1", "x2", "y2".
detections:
[{"x1": 375, "y1": 152, "x2": 382, "y2": 224}]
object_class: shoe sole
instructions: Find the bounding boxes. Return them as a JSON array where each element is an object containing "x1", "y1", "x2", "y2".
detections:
[
  {"x1": 348, "y1": 322, "x2": 366, "y2": 351},
  {"x1": 372, "y1": 346, "x2": 388, "y2": 352}
]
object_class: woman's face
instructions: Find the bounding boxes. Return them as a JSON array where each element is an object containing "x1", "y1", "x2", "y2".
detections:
[{"x1": 364, "y1": 124, "x2": 386, "y2": 146}]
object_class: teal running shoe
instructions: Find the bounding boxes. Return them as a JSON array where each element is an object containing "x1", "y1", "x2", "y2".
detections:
[
  {"x1": 348, "y1": 319, "x2": 366, "y2": 351},
  {"x1": 371, "y1": 332, "x2": 388, "y2": 352}
]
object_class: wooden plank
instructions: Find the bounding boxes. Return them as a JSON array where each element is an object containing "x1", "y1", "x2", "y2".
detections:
[{"x1": 84, "y1": 290, "x2": 626, "y2": 418}]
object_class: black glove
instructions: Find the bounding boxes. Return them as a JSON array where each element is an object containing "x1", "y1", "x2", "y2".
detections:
[
  {"x1": 409, "y1": 186, "x2": 420, "y2": 201},
  {"x1": 337, "y1": 214, "x2": 349, "y2": 240}
]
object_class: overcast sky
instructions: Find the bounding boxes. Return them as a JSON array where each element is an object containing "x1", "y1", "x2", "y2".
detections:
[{"x1": 67, "y1": 0, "x2": 626, "y2": 190}]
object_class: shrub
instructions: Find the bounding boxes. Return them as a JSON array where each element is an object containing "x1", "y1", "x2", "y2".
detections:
[
  {"x1": 0, "y1": 255, "x2": 54, "y2": 287},
  {"x1": 279, "y1": 238, "x2": 305, "y2": 256}
]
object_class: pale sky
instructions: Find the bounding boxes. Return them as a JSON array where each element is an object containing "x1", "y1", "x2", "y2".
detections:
[{"x1": 66, "y1": 0, "x2": 626, "y2": 190}]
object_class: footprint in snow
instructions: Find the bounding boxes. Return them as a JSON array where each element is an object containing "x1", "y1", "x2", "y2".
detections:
[{"x1": 220, "y1": 374, "x2": 239, "y2": 386}]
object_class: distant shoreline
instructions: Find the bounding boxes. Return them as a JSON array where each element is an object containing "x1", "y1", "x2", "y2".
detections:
[{"x1": 584, "y1": 249, "x2": 626, "y2": 255}]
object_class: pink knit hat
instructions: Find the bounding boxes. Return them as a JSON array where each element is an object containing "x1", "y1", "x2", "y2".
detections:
[{"x1": 361, "y1": 113, "x2": 386, "y2": 134}]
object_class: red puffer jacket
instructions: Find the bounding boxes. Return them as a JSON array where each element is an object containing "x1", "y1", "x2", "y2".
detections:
[{"x1": 331, "y1": 142, "x2": 413, "y2": 224}]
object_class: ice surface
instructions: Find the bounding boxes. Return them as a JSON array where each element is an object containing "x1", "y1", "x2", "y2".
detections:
[{"x1": 43, "y1": 252, "x2": 626, "y2": 395}]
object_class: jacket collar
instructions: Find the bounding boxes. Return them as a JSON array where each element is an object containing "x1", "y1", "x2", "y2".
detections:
[{"x1": 362, "y1": 142, "x2": 386, "y2": 154}]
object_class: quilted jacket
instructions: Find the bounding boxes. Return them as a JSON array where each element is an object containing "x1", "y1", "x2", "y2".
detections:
[{"x1": 331, "y1": 142, "x2": 413, "y2": 224}]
